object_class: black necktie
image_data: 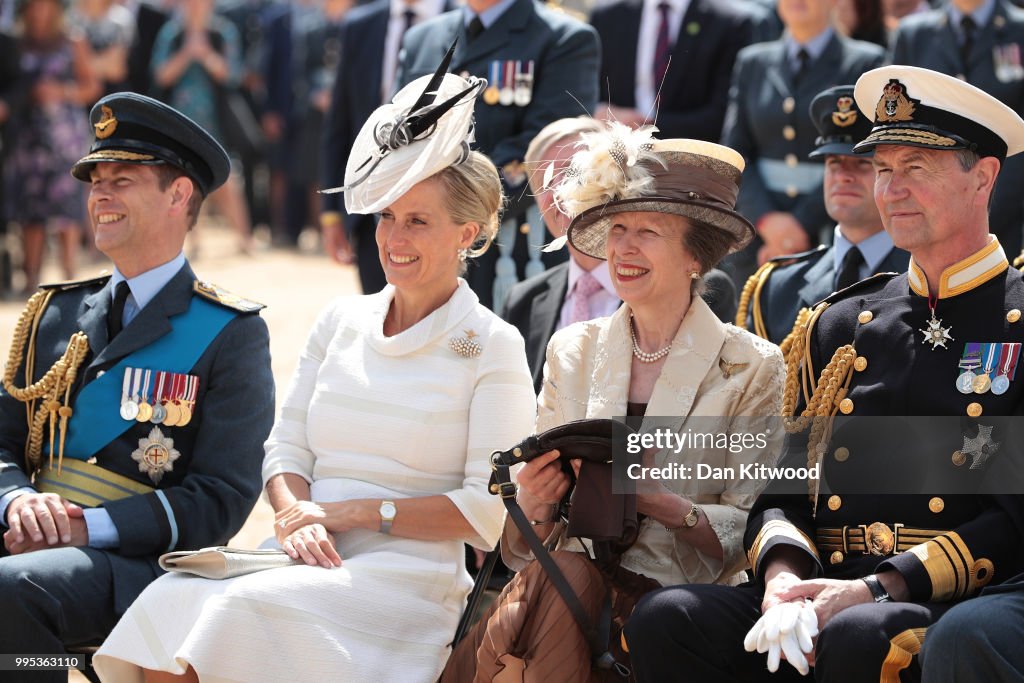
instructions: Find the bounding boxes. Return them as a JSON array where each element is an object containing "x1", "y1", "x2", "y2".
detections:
[
  {"x1": 960, "y1": 15, "x2": 977, "y2": 66},
  {"x1": 467, "y1": 15, "x2": 485, "y2": 41},
  {"x1": 835, "y1": 247, "x2": 865, "y2": 291},
  {"x1": 401, "y1": 8, "x2": 416, "y2": 38},
  {"x1": 793, "y1": 48, "x2": 810, "y2": 86},
  {"x1": 108, "y1": 281, "x2": 130, "y2": 340}
]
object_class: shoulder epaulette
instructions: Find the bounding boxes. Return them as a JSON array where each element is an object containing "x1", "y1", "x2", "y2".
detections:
[
  {"x1": 193, "y1": 281, "x2": 265, "y2": 313},
  {"x1": 767, "y1": 243, "x2": 828, "y2": 265},
  {"x1": 1014, "y1": 249, "x2": 1024, "y2": 271},
  {"x1": 814, "y1": 271, "x2": 900, "y2": 307},
  {"x1": 39, "y1": 273, "x2": 111, "y2": 291}
]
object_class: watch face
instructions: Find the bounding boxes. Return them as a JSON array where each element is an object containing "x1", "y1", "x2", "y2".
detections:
[{"x1": 380, "y1": 502, "x2": 397, "y2": 520}]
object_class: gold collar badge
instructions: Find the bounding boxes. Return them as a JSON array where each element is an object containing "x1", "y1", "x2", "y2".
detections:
[
  {"x1": 95, "y1": 105, "x2": 118, "y2": 139},
  {"x1": 875, "y1": 79, "x2": 917, "y2": 123},
  {"x1": 832, "y1": 96, "x2": 857, "y2": 127}
]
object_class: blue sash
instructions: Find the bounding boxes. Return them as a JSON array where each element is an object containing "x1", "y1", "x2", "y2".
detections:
[{"x1": 51, "y1": 297, "x2": 237, "y2": 460}]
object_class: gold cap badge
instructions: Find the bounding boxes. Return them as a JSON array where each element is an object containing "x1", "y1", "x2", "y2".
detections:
[
  {"x1": 875, "y1": 79, "x2": 917, "y2": 123},
  {"x1": 95, "y1": 105, "x2": 118, "y2": 139},
  {"x1": 832, "y1": 96, "x2": 857, "y2": 128}
]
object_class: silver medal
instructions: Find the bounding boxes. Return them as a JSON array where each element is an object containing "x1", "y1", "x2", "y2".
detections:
[
  {"x1": 992, "y1": 375, "x2": 1011, "y2": 395},
  {"x1": 956, "y1": 371, "x2": 976, "y2": 394}
]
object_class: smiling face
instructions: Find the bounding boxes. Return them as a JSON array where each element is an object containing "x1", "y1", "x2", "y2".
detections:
[
  {"x1": 604, "y1": 211, "x2": 700, "y2": 308},
  {"x1": 375, "y1": 176, "x2": 479, "y2": 297},
  {"x1": 824, "y1": 154, "x2": 883, "y2": 234},
  {"x1": 871, "y1": 145, "x2": 995, "y2": 260},
  {"x1": 87, "y1": 162, "x2": 193, "y2": 276}
]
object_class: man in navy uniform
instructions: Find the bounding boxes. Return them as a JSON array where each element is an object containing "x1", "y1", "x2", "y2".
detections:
[
  {"x1": 738, "y1": 85, "x2": 908, "y2": 347},
  {"x1": 396, "y1": 0, "x2": 600, "y2": 310},
  {"x1": 624, "y1": 65, "x2": 1024, "y2": 682},
  {"x1": 721, "y1": 0, "x2": 883, "y2": 288},
  {"x1": 0, "y1": 93, "x2": 274, "y2": 671},
  {"x1": 892, "y1": 0, "x2": 1024, "y2": 258}
]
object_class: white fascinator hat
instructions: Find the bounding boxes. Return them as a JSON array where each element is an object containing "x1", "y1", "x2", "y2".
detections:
[{"x1": 321, "y1": 42, "x2": 485, "y2": 215}]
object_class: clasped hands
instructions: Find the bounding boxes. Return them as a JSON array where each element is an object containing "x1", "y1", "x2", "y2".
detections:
[
  {"x1": 745, "y1": 571, "x2": 877, "y2": 676},
  {"x1": 273, "y1": 500, "x2": 368, "y2": 570},
  {"x1": 3, "y1": 493, "x2": 88, "y2": 555}
]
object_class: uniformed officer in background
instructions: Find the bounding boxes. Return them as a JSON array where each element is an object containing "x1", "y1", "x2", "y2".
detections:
[
  {"x1": 624, "y1": 65, "x2": 1024, "y2": 683},
  {"x1": 737, "y1": 85, "x2": 908, "y2": 348},
  {"x1": 0, "y1": 93, "x2": 274, "y2": 674},
  {"x1": 396, "y1": 0, "x2": 600, "y2": 311},
  {"x1": 720, "y1": 0, "x2": 884, "y2": 289}
]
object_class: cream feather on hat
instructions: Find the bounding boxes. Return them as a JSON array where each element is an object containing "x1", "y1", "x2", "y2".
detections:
[{"x1": 321, "y1": 42, "x2": 485, "y2": 215}]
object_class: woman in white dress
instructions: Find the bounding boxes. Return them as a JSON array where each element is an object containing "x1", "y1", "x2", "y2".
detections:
[{"x1": 94, "y1": 55, "x2": 536, "y2": 683}]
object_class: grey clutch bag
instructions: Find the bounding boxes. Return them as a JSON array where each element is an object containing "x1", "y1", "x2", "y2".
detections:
[{"x1": 158, "y1": 547, "x2": 300, "y2": 579}]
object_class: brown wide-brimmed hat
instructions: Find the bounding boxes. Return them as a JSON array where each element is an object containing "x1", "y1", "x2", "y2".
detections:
[{"x1": 552, "y1": 126, "x2": 754, "y2": 260}]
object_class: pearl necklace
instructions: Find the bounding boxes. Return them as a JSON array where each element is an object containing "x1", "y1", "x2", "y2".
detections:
[{"x1": 629, "y1": 314, "x2": 672, "y2": 363}]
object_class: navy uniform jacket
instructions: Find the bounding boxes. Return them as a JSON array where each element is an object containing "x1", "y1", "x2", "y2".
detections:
[
  {"x1": 501, "y1": 263, "x2": 738, "y2": 393},
  {"x1": 589, "y1": 0, "x2": 754, "y2": 142},
  {"x1": 320, "y1": 0, "x2": 391, "y2": 294},
  {"x1": 722, "y1": 35, "x2": 884, "y2": 238},
  {"x1": 741, "y1": 243, "x2": 910, "y2": 345},
  {"x1": 892, "y1": 1, "x2": 1024, "y2": 257},
  {"x1": 745, "y1": 246, "x2": 1024, "y2": 604},
  {"x1": 0, "y1": 264, "x2": 275, "y2": 612},
  {"x1": 396, "y1": 0, "x2": 599, "y2": 309}
]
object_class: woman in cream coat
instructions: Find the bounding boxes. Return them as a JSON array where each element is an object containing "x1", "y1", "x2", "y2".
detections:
[{"x1": 443, "y1": 126, "x2": 785, "y2": 682}]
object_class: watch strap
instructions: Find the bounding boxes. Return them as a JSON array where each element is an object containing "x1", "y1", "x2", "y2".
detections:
[{"x1": 861, "y1": 574, "x2": 892, "y2": 603}]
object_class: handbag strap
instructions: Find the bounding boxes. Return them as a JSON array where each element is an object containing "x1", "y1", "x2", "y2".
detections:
[
  {"x1": 452, "y1": 547, "x2": 501, "y2": 647},
  {"x1": 492, "y1": 456, "x2": 628, "y2": 676}
]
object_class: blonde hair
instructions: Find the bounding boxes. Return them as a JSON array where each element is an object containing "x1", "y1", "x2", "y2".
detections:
[
  {"x1": 524, "y1": 116, "x2": 606, "y2": 197},
  {"x1": 435, "y1": 151, "x2": 504, "y2": 259}
]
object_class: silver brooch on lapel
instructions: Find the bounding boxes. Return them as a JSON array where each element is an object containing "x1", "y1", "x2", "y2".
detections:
[
  {"x1": 132, "y1": 426, "x2": 181, "y2": 484},
  {"x1": 450, "y1": 329, "x2": 482, "y2": 358}
]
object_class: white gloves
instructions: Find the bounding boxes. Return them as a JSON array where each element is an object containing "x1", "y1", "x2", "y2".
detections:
[{"x1": 743, "y1": 600, "x2": 819, "y2": 676}]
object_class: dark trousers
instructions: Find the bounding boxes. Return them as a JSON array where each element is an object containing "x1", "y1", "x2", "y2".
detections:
[
  {"x1": 0, "y1": 547, "x2": 133, "y2": 682},
  {"x1": 351, "y1": 214, "x2": 387, "y2": 295},
  {"x1": 624, "y1": 582, "x2": 951, "y2": 683},
  {"x1": 921, "y1": 588, "x2": 1024, "y2": 682}
]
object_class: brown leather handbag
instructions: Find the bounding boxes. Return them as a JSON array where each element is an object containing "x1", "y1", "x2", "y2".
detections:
[{"x1": 463, "y1": 419, "x2": 637, "y2": 676}]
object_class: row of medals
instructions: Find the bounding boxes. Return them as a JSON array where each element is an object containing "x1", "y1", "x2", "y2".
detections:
[
  {"x1": 955, "y1": 343, "x2": 1020, "y2": 396},
  {"x1": 119, "y1": 371, "x2": 196, "y2": 427},
  {"x1": 482, "y1": 60, "x2": 533, "y2": 107}
]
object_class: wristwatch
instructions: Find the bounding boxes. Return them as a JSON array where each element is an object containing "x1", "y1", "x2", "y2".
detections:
[
  {"x1": 861, "y1": 574, "x2": 892, "y2": 603},
  {"x1": 682, "y1": 503, "x2": 702, "y2": 528},
  {"x1": 379, "y1": 500, "x2": 397, "y2": 534}
]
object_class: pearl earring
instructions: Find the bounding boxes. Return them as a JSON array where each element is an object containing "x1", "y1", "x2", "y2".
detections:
[{"x1": 689, "y1": 270, "x2": 700, "y2": 280}]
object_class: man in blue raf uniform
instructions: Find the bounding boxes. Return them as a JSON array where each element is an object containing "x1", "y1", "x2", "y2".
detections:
[
  {"x1": 0, "y1": 93, "x2": 274, "y2": 674},
  {"x1": 738, "y1": 85, "x2": 908, "y2": 347},
  {"x1": 396, "y1": 0, "x2": 600, "y2": 310},
  {"x1": 623, "y1": 66, "x2": 1024, "y2": 682},
  {"x1": 721, "y1": 0, "x2": 883, "y2": 288},
  {"x1": 892, "y1": 0, "x2": 1024, "y2": 260}
]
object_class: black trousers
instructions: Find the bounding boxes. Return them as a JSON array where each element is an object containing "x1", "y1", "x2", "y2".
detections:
[
  {"x1": 0, "y1": 547, "x2": 138, "y2": 682},
  {"x1": 624, "y1": 582, "x2": 951, "y2": 683}
]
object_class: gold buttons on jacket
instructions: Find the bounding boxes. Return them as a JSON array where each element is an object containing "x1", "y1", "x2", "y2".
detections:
[
  {"x1": 858, "y1": 311, "x2": 873, "y2": 324},
  {"x1": 929, "y1": 497, "x2": 945, "y2": 513},
  {"x1": 785, "y1": 154, "x2": 798, "y2": 167},
  {"x1": 783, "y1": 97, "x2": 795, "y2": 114},
  {"x1": 786, "y1": 186, "x2": 799, "y2": 198},
  {"x1": 830, "y1": 551, "x2": 844, "y2": 564},
  {"x1": 783, "y1": 126, "x2": 796, "y2": 140},
  {"x1": 839, "y1": 398, "x2": 854, "y2": 414},
  {"x1": 827, "y1": 495, "x2": 842, "y2": 511},
  {"x1": 1008, "y1": 309, "x2": 1021, "y2": 323},
  {"x1": 967, "y1": 402, "x2": 983, "y2": 417},
  {"x1": 854, "y1": 357, "x2": 868, "y2": 372},
  {"x1": 834, "y1": 447, "x2": 849, "y2": 462},
  {"x1": 952, "y1": 450, "x2": 967, "y2": 466},
  {"x1": 519, "y1": 223, "x2": 530, "y2": 235}
]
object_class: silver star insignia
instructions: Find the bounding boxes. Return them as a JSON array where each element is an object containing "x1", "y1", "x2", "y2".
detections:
[
  {"x1": 919, "y1": 315, "x2": 953, "y2": 350},
  {"x1": 962, "y1": 424, "x2": 1001, "y2": 470}
]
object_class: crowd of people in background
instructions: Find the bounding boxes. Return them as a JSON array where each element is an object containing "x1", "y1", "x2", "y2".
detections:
[{"x1": 1, "y1": 0, "x2": 1017, "y2": 303}]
